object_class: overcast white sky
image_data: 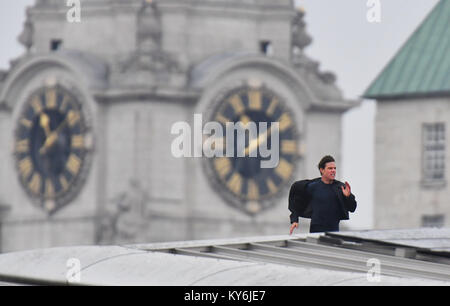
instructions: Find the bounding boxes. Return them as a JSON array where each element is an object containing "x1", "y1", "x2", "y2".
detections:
[
  {"x1": 297, "y1": 0, "x2": 439, "y2": 229},
  {"x1": 0, "y1": 0, "x2": 440, "y2": 230}
]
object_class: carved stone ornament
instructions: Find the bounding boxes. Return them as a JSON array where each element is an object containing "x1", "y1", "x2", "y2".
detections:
[
  {"x1": 97, "y1": 179, "x2": 149, "y2": 244},
  {"x1": 114, "y1": 0, "x2": 182, "y2": 88},
  {"x1": 291, "y1": 9, "x2": 312, "y2": 51},
  {"x1": 18, "y1": 8, "x2": 34, "y2": 51},
  {"x1": 291, "y1": 9, "x2": 338, "y2": 89}
]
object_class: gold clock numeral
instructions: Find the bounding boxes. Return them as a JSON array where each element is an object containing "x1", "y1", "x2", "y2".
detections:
[
  {"x1": 275, "y1": 158, "x2": 293, "y2": 181},
  {"x1": 28, "y1": 172, "x2": 42, "y2": 195},
  {"x1": 239, "y1": 115, "x2": 251, "y2": 126},
  {"x1": 67, "y1": 110, "x2": 80, "y2": 127},
  {"x1": 71, "y1": 135, "x2": 84, "y2": 149},
  {"x1": 229, "y1": 94, "x2": 245, "y2": 115},
  {"x1": 266, "y1": 178, "x2": 278, "y2": 195},
  {"x1": 227, "y1": 172, "x2": 243, "y2": 195},
  {"x1": 31, "y1": 96, "x2": 43, "y2": 114},
  {"x1": 45, "y1": 88, "x2": 57, "y2": 109},
  {"x1": 45, "y1": 200, "x2": 56, "y2": 212},
  {"x1": 20, "y1": 118, "x2": 33, "y2": 128},
  {"x1": 66, "y1": 154, "x2": 81, "y2": 175},
  {"x1": 215, "y1": 113, "x2": 230, "y2": 125},
  {"x1": 19, "y1": 157, "x2": 33, "y2": 180},
  {"x1": 45, "y1": 179, "x2": 55, "y2": 198},
  {"x1": 266, "y1": 97, "x2": 279, "y2": 117},
  {"x1": 278, "y1": 113, "x2": 293, "y2": 132},
  {"x1": 15, "y1": 139, "x2": 29, "y2": 153},
  {"x1": 247, "y1": 179, "x2": 259, "y2": 200},
  {"x1": 60, "y1": 175, "x2": 69, "y2": 192},
  {"x1": 248, "y1": 90, "x2": 262, "y2": 110},
  {"x1": 281, "y1": 140, "x2": 297, "y2": 155},
  {"x1": 214, "y1": 157, "x2": 231, "y2": 179}
]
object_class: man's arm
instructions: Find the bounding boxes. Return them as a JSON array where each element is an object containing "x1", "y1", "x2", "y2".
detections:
[
  {"x1": 288, "y1": 182, "x2": 300, "y2": 224},
  {"x1": 344, "y1": 193, "x2": 357, "y2": 212},
  {"x1": 341, "y1": 181, "x2": 357, "y2": 212}
]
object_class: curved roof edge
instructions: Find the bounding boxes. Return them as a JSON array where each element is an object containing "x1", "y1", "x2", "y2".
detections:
[{"x1": 0, "y1": 232, "x2": 449, "y2": 286}]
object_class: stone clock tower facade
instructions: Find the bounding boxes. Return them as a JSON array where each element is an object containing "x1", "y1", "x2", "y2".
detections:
[{"x1": 0, "y1": 0, "x2": 357, "y2": 252}]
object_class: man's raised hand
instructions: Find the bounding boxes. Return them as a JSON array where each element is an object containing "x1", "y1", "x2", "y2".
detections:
[{"x1": 341, "y1": 181, "x2": 351, "y2": 197}]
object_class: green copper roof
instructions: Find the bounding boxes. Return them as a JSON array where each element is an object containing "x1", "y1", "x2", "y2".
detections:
[{"x1": 364, "y1": 0, "x2": 450, "y2": 99}]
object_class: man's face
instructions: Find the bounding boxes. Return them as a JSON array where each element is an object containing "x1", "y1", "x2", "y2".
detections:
[{"x1": 320, "y1": 161, "x2": 336, "y2": 181}]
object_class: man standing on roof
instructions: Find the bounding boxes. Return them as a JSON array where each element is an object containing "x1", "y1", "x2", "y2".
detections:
[{"x1": 288, "y1": 155, "x2": 357, "y2": 234}]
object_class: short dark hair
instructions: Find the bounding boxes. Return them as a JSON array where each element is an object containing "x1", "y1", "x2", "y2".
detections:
[{"x1": 318, "y1": 155, "x2": 335, "y2": 170}]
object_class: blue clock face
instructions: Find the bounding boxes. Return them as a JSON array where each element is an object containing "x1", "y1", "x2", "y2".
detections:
[
  {"x1": 14, "y1": 85, "x2": 93, "y2": 214},
  {"x1": 208, "y1": 86, "x2": 298, "y2": 214}
]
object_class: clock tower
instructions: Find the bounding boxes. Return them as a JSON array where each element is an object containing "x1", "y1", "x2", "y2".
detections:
[{"x1": 0, "y1": 0, "x2": 357, "y2": 251}]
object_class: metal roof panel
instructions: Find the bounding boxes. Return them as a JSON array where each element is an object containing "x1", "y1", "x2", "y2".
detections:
[{"x1": 0, "y1": 230, "x2": 450, "y2": 285}]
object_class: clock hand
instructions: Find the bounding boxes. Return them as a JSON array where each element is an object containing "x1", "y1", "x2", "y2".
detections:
[
  {"x1": 39, "y1": 132, "x2": 59, "y2": 155},
  {"x1": 238, "y1": 114, "x2": 259, "y2": 156},
  {"x1": 39, "y1": 114, "x2": 70, "y2": 154},
  {"x1": 244, "y1": 125, "x2": 278, "y2": 156},
  {"x1": 39, "y1": 113, "x2": 51, "y2": 137},
  {"x1": 244, "y1": 129, "x2": 270, "y2": 157}
]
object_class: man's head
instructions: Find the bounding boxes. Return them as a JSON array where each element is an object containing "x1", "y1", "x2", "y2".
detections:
[{"x1": 318, "y1": 155, "x2": 336, "y2": 182}]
